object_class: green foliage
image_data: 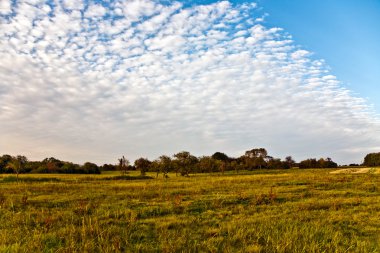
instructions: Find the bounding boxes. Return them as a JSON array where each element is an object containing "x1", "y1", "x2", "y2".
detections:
[
  {"x1": 363, "y1": 152, "x2": 380, "y2": 167},
  {"x1": 4, "y1": 155, "x2": 28, "y2": 180},
  {"x1": 299, "y1": 158, "x2": 338, "y2": 169},
  {"x1": 0, "y1": 154, "x2": 13, "y2": 173},
  {"x1": 100, "y1": 163, "x2": 118, "y2": 171},
  {"x1": 2, "y1": 147, "x2": 349, "y2": 177},
  {"x1": 0, "y1": 156, "x2": 102, "y2": 174},
  {"x1": 266, "y1": 158, "x2": 283, "y2": 169},
  {"x1": 60, "y1": 162, "x2": 81, "y2": 173},
  {"x1": 173, "y1": 151, "x2": 198, "y2": 176},
  {"x1": 82, "y1": 162, "x2": 101, "y2": 174},
  {"x1": 134, "y1": 157, "x2": 151, "y2": 176},
  {"x1": 211, "y1": 152, "x2": 230, "y2": 162},
  {"x1": 197, "y1": 156, "x2": 219, "y2": 173},
  {"x1": 154, "y1": 155, "x2": 172, "y2": 178}
]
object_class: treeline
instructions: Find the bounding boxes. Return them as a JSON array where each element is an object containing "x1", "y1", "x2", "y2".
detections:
[
  {"x1": 0, "y1": 155, "x2": 100, "y2": 175},
  {"x1": 0, "y1": 148, "x2": 343, "y2": 176},
  {"x1": 129, "y1": 149, "x2": 339, "y2": 177},
  {"x1": 299, "y1": 158, "x2": 338, "y2": 169}
]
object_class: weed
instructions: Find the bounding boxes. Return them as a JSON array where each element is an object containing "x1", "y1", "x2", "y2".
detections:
[
  {"x1": 255, "y1": 187, "x2": 277, "y2": 205},
  {"x1": 0, "y1": 193, "x2": 6, "y2": 207},
  {"x1": 74, "y1": 200, "x2": 94, "y2": 215},
  {"x1": 21, "y1": 194, "x2": 28, "y2": 206}
]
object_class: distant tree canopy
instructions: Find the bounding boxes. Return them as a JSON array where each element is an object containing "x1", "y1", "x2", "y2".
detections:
[
  {"x1": 82, "y1": 162, "x2": 101, "y2": 174},
  {"x1": 245, "y1": 148, "x2": 268, "y2": 159},
  {"x1": 101, "y1": 164, "x2": 118, "y2": 171},
  {"x1": 6, "y1": 155, "x2": 28, "y2": 179},
  {"x1": 363, "y1": 153, "x2": 380, "y2": 167},
  {"x1": 0, "y1": 148, "x2": 346, "y2": 176},
  {"x1": 134, "y1": 157, "x2": 151, "y2": 176},
  {"x1": 0, "y1": 155, "x2": 100, "y2": 174},
  {"x1": 174, "y1": 151, "x2": 198, "y2": 176},
  {"x1": 211, "y1": 152, "x2": 230, "y2": 162},
  {"x1": 0, "y1": 155, "x2": 13, "y2": 173},
  {"x1": 155, "y1": 155, "x2": 172, "y2": 178},
  {"x1": 121, "y1": 148, "x2": 301, "y2": 176},
  {"x1": 298, "y1": 158, "x2": 337, "y2": 169}
]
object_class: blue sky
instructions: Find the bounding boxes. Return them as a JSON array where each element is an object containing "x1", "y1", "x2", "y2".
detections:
[
  {"x1": 0, "y1": 0, "x2": 379, "y2": 165},
  {"x1": 258, "y1": 0, "x2": 380, "y2": 113}
]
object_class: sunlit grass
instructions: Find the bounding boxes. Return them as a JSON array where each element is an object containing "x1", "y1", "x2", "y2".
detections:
[{"x1": 0, "y1": 169, "x2": 379, "y2": 252}]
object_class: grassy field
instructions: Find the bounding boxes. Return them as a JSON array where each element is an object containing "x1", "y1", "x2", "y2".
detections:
[{"x1": 0, "y1": 169, "x2": 379, "y2": 252}]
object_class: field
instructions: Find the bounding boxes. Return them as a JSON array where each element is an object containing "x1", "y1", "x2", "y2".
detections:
[{"x1": 0, "y1": 169, "x2": 379, "y2": 252}]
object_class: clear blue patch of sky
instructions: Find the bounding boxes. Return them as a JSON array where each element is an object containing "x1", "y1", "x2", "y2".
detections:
[
  {"x1": 179, "y1": 0, "x2": 380, "y2": 113},
  {"x1": 255, "y1": 0, "x2": 380, "y2": 114}
]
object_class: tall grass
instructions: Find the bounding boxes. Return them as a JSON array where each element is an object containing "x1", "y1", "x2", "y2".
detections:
[{"x1": 0, "y1": 170, "x2": 379, "y2": 252}]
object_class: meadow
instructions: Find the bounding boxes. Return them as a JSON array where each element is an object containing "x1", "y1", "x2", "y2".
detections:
[{"x1": 0, "y1": 169, "x2": 379, "y2": 252}]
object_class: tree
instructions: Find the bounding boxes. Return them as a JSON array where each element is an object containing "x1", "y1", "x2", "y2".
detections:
[
  {"x1": 211, "y1": 152, "x2": 229, "y2": 162},
  {"x1": 134, "y1": 157, "x2": 151, "y2": 176},
  {"x1": 318, "y1": 158, "x2": 326, "y2": 168},
  {"x1": 118, "y1": 156, "x2": 129, "y2": 175},
  {"x1": 60, "y1": 162, "x2": 80, "y2": 173},
  {"x1": 267, "y1": 158, "x2": 282, "y2": 169},
  {"x1": 245, "y1": 148, "x2": 268, "y2": 159},
  {"x1": 299, "y1": 158, "x2": 337, "y2": 169},
  {"x1": 37, "y1": 157, "x2": 65, "y2": 173},
  {"x1": 218, "y1": 160, "x2": 227, "y2": 174},
  {"x1": 155, "y1": 155, "x2": 171, "y2": 178},
  {"x1": 7, "y1": 155, "x2": 28, "y2": 180},
  {"x1": 0, "y1": 154, "x2": 13, "y2": 173},
  {"x1": 230, "y1": 160, "x2": 242, "y2": 174},
  {"x1": 363, "y1": 153, "x2": 380, "y2": 167},
  {"x1": 82, "y1": 162, "x2": 100, "y2": 174},
  {"x1": 285, "y1": 156, "x2": 295, "y2": 169},
  {"x1": 173, "y1": 151, "x2": 198, "y2": 176},
  {"x1": 323, "y1": 157, "x2": 338, "y2": 168},
  {"x1": 24, "y1": 161, "x2": 40, "y2": 173},
  {"x1": 198, "y1": 156, "x2": 218, "y2": 173},
  {"x1": 253, "y1": 156, "x2": 266, "y2": 169},
  {"x1": 239, "y1": 155, "x2": 254, "y2": 170},
  {"x1": 244, "y1": 148, "x2": 268, "y2": 169},
  {"x1": 211, "y1": 152, "x2": 230, "y2": 174},
  {"x1": 299, "y1": 158, "x2": 318, "y2": 169},
  {"x1": 101, "y1": 164, "x2": 118, "y2": 171}
]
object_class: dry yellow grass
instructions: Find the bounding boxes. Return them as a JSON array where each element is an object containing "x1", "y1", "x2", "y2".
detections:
[
  {"x1": 330, "y1": 167, "x2": 380, "y2": 174},
  {"x1": 0, "y1": 169, "x2": 379, "y2": 252}
]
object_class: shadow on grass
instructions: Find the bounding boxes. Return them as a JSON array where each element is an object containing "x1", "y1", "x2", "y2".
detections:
[
  {"x1": 1, "y1": 176, "x2": 61, "y2": 183},
  {"x1": 103, "y1": 175, "x2": 154, "y2": 180}
]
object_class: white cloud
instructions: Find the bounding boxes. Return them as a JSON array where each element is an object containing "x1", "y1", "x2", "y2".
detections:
[
  {"x1": 120, "y1": 0, "x2": 159, "y2": 21},
  {"x1": 85, "y1": 3, "x2": 107, "y2": 19},
  {"x1": 0, "y1": 0, "x2": 379, "y2": 165},
  {"x1": 291, "y1": 49, "x2": 310, "y2": 59},
  {"x1": 0, "y1": 0, "x2": 11, "y2": 15},
  {"x1": 62, "y1": 0, "x2": 84, "y2": 11}
]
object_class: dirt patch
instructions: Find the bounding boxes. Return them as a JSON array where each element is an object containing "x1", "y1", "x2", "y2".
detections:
[{"x1": 330, "y1": 168, "x2": 380, "y2": 174}]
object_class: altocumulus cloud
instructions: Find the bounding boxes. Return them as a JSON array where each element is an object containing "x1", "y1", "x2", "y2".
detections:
[{"x1": 0, "y1": 0, "x2": 379, "y2": 164}]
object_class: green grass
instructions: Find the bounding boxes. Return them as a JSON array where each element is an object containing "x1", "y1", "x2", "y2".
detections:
[{"x1": 0, "y1": 169, "x2": 379, "y2": 252}]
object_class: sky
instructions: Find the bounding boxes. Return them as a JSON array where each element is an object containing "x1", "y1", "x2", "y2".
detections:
[
  {"x1": 258, "y1": 0, "x2": 380, "y2": 113},
  {"x1": 0, "y1": 0, "x2": 379, "y2": 165}
]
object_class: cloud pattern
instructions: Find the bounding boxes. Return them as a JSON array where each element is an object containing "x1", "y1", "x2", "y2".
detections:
[{"x1": 0, "y1": 0, "x2": 379, "y2": 164}]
